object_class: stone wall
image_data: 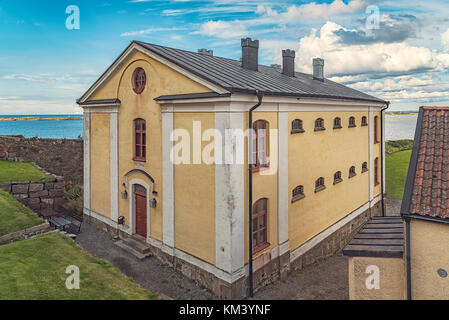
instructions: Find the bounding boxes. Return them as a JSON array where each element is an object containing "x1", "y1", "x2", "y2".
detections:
[
  {"x1": 0, "y1": 135, "x2": 83, "y2": 184},
  {"x1": 0, "y1": 175, "x2": 66, "y2": 212},
  {"x1": 0, "y1": 222, "x2": 51, "y2": 245}
]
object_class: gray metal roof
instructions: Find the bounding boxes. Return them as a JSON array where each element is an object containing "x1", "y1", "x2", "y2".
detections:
[{"x1": 136, "y1": 40, "x2": 386, "y2": 104}]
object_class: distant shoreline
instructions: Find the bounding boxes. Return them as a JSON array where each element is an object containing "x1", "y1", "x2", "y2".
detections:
[
  {"x1": 0, "y1": 116, "x2": 83, "y2": 122},
  {"x1": 386, "y1": 112, "x2": 418, "y2": 116}
]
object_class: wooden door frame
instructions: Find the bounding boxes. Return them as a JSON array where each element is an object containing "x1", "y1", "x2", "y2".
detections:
[{"x1": 128, "y1": 179, "x2": 151, "y2": 238}]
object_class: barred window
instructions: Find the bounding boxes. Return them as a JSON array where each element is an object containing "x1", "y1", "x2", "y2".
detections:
[
  {"x1": 333, "y1": 117, "x2": 342, "y2": 129},
  {"x1": 349, "y1": 116, "x2": 356, "y2": 128},
  {"x1": 362, "y1": 162, "x2": 368, "y2": 173},
  {"x1": 334, "y1": 171, "x2": 343, "y2": 184},
  {"x1": 315, "y1": 177, "x2": 326, "y2": 192},
  {"x1": 291, "y1": 119, "x2": 305, "y2": 134},
  {"x1": 292, "y1": 185, "x2": 305, "y2": 202},
  {"x1": 349, "y1": 166, "x2": 357, "y2": 178},
  {"x1": 315, "y1": 118, "x2": 325, "y2": 131},
  {"x1": 361, "y1": 116, "x2": 368, "y2": 127}
]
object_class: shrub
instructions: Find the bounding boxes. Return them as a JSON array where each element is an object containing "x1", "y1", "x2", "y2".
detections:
[
  {"x1": 63, "y1": 184, "x2": 83, "y2": 214},
  {"x1": 386, "y1": 140, "x2": 414, "y2": 155}
]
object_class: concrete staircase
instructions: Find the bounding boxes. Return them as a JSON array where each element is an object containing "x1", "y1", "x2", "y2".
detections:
[{"x1": 114, "y1": 235, "x2": 152, "y2": 260}]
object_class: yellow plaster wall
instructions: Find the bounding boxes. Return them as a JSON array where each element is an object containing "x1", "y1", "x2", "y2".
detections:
[
  {"x1": 173, "y1": 113, "x2": 216, "y2": 264},
  {"x1": 243, "y1": 112, "x2": 279, "y2": 262},
  {"x1": 410, "y1": 219, "x2": 449, "y2": 299},
  {"x1": 288, "y1": 111, "x2": 371, "y2": 251},
  {"x1": 90, "y1": 113, "x2": 111, "y2": 217},
  {"x1": 88, "y1": 49, "x2": 212, "y2": 244},
  {"x1": 348, "y1": 256, "x2": 406, "y2": 300}
]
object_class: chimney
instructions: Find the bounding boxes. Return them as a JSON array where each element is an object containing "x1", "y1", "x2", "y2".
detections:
[
  {"x1": 282, "y1": 49, "x2": 296, "y2": 77},
  {"x1": 313, "y1": 58, "x2": 325, "y2": 81},
  {"x1": 198, "y1": 49, "x2": 213, "y2": 56},
  {"x1": 241, "y1": 38, "x2": 259, "y2": 71}
]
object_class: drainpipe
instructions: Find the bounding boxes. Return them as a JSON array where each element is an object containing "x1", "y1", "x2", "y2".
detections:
[
  {"x1": 248, "y1": 90, "x2": 264, "y2": 298},
  {"x1": 405, "y1": 215, "x2": 412, "y2": 300},
  {"x1": 380, "y1": 102, "x2": 390, "y2": 217}
]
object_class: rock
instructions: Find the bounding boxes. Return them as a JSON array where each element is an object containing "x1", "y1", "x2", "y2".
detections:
[
  {"x1": 11, "y1": 184, "x2": 28, "y2": 194},
  {"x1": 29, "y1": 183, "x2": 44, "y2": 192}
]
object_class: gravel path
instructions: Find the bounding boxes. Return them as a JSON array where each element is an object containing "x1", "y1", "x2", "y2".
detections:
[
  {"x1": 76, "y1": 198, "x2": 401, "y2": 300},
  {"x1": 76, "y1": 223, "x2": 215, "y2": 300}
]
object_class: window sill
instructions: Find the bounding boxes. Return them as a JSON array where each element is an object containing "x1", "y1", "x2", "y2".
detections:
[
  {"x1": 333, "y1": 126, "x2": 342, "y2": 130},
  {"x1": 133, "y1": 158, "x2": 146, "y2": 163},
  {"x1": 314, "y1": 127, "x2": 326, "y2": 132},
  {"x1": 315, "y1": 185, "x2": 326, "y2": 193},
  {"x1": 348, "y1": 125, "x2": 357, "y2": 128},
  {"x1": 333, "y1": 178, "x2": 343, "y2": 185},
  {"x1": 361, "y1": 123, "x2": 368, "y2": 127},
  {"x1": 291, "y1": 129, "x2": 305, "y2": 134},
  {"x1": 349, "y1": 173, "x2": 357, "y2": 179},
  {"x1": 253, "y1": 242, "x2": 271, "y2": 255},
  {"x1": 362, "y1": 168, "x2": 369, "y2": 173},
  {"x1": 292, "y1": 194, "x2": 305, "y2": 203},
  {"x1": 253, "y1": 165, "x2": 270, "y2": 173}
]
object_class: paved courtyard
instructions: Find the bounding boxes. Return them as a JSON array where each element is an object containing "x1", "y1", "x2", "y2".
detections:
[{"x1": 76, "y1": 198, "x2": 401, "y2": 300}]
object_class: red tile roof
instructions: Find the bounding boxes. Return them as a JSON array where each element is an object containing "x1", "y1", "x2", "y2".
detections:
[{"x1": 403, "y1": 107, "x2": 449, "y2": 221}]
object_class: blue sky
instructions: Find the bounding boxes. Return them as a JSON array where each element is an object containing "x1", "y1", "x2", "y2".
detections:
[{"x1": 1, "y1": 0, "x2": 449, "y2": 114}]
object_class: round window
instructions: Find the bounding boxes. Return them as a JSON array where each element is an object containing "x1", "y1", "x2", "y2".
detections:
[{"x1": 133, "y1": 68, "x2": 146, "y2": 94}]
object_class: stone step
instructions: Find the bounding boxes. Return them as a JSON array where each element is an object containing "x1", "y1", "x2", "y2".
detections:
[
  {"x1": 123, "y1": 237, "x2": 151, "y2": 254},
  {"x1": 114, "y1": 240, "x2": 151, "y2": 261}
]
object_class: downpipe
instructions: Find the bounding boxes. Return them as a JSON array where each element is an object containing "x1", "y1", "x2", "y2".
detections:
[
  {"x1": 380, "y1": 102, "x2": 390, "y2": 217},
  {"x1": 248, "y1": 90, "x2": 264, "y2": 298}
]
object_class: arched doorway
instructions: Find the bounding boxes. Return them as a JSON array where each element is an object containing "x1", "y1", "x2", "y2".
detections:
[{"x1": 133, "y1": 184, "x2": 147, "y2": 238}]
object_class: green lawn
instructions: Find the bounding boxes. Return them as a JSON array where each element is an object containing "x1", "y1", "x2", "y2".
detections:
[
  {"x1": 0, "y1": 160, "x2": 50, "y2": 182},
  {"x1": 386, "y1": 149, "x2": 412, "y2": 199},
  {"x1": 0, "y1": 233, "x2": 158, "y2": 300},
  {"x1": 0, "y1": 189, "x2": 43, "y2": 236}
]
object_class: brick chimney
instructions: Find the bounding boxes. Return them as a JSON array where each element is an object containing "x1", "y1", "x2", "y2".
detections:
[
  {"x1": 198, "y1": 49, "x2": 213, "y2": 56},
  {"x1": 282, "y1": 49, "x2": 296, "y2": 77},
  {"x1": 313, "y1": 58, "x2": 325, "y2": 81},
  {"x1": 241, "y1": 38, "x2": 259, "y2": 71}
]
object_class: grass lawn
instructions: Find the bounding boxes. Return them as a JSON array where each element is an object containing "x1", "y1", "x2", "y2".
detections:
[
  {"x1": 0, "y1": 189, "x2": 43, "y2": 236},
  {"x1": 0, "y1": 160, "x2": 50, "y2": 182},
  {"x1": 0, "y1": 233, "x2": 158, "y2": 300},
  {"x1": 386, "y1": 149, "x2": 412, "y2": 200}
]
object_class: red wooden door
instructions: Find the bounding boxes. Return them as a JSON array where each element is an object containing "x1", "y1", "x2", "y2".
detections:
[{"x1": 134, "y1": 185, "x2": 147, "y2": 238}]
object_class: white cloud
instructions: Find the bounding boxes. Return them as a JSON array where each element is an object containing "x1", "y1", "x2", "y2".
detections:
[
  {"x1": 256, "y1": 0, "x2": 366, "y2": 22},
  {"x1": 442, "y1": 28, "x2": 449, "y2": 52},
  {"x1": 295, "y1": 21, "x2": 449, "y2": 77},
  {"x1": 195, "y1": 20, "x2": 247, "y2": 38},
  {"x1": 121, "y1": 27, "x2": 188, "y2": 37}
]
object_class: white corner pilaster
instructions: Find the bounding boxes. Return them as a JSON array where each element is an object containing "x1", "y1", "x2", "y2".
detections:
[
  {"x1": 83, "y1": 112, "x2": 91, "y2": 211},
  {"x1": 110, "y1": 112, "x2": 119, "y2": 222},
  {"x1": 369, "y1": 109, "x2": 374, "y2": 201},
  {"x1": 162, "y1": 112, "x2": 175, "y2": 249},
  {"x1": 215, "y1": 112, "x2": 245, "y2": 274},
  {"x1": 278, "y1": 112, "x2": 289, "y2": 254},
  {"x1": 382, "y1": 110, "x2": 386, "y2": 193}
]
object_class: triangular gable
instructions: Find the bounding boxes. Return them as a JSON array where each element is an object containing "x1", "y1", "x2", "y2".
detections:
[{"x1": 77, "y1": 41, "x2": 229, "y2": 104}]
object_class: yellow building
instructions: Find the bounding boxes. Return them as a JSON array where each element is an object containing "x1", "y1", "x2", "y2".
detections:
[
  {"x1": 77, "y1": 38, "x2": 387, "y2": 298},
  {"x1": 344, "y1": 106, "x2": 449, "y2": 300}
]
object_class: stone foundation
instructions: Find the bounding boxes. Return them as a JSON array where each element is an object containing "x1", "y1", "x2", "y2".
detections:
[{"x1": 84, "y1": 199, "x2": 384, "y2": 299}]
